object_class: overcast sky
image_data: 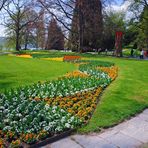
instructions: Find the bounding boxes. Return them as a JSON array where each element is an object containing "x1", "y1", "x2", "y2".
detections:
[
  {"x1": 0, "y1": 0, "x2": 130, "y2": 37},
  {"x1": 110, "y1": 0, "x2": 131, "y2": 12},
  {"x1": 0, "y1": 24, "x2": 5, "y2": 37}
]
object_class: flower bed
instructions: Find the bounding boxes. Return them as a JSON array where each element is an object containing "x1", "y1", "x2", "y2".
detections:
[
  {"x1": 41, "y1": 58, "x2": 63, "y2": 62},
  {"x1": 37, "y1": 87, "x2": 102, "y2": 122},
  {"x1": 0, "y1": 60, "x2": 118, "y2": 147},
  {"x1": 63, "y1": 55, "x2": 81, "y2": 62},
  {"x1": 97, "y1": 66, "x2": 118, "y2": 80},
  {"x1": 0, "y1": 96, "x2": 81, "y2": 147},
  {"x1": 65, "y1": 70, "x2": 89, "y2": 78},
  {"x1": 16, "y1": 54, "x2": 32, "y2": 58}
]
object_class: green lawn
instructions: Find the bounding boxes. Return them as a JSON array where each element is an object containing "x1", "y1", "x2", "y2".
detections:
[
  {"x1": 79, "y1": 57, "x2": 148, "y2": 132},
  {"x1": 0, "y1": 56, "x2": 77, "y2": 92},
  {"x1": 0, "y1": 53, "x2": 148, "y2": 133}
]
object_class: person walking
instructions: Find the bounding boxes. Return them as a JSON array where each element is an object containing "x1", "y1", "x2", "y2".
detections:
[{"x1": 140, "y1": 49, "x2": 144, "y2": 59}]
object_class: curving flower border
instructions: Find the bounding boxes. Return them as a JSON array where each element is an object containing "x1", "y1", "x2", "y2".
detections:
[{"x1": 0, "y1": 59, "x2": 118, "y2": 147}]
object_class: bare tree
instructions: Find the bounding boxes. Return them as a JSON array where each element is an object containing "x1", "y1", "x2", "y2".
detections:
[
  {"x1": 23, "y1": 9, "x2": 39, "y2": 50},
  {"x1": 0, "y1": 0, "x2": 7, "y2": 11},
  {"x1": 36, "y1": 9, "x2": 46, "y2": 49},
  {"x1": 127, "y1": 0, "x2": 148, "y2": 21},
  {"x1": 3, "y1": 0, "x2": 40, "y2": 51}
]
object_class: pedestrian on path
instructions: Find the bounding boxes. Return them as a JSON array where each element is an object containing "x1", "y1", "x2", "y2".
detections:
[{"x1": 140, "y1": 49, "x2": 144, "y2": 59}]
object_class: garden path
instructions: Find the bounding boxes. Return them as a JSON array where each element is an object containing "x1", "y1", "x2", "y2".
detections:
[{"x1": 43, "y1": 109, "x2": 148, "y2": 148}]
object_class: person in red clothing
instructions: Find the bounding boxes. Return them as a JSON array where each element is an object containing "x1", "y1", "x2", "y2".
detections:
[{"x1": 144, "y1": 50, "x2": 148, "y2": 58}]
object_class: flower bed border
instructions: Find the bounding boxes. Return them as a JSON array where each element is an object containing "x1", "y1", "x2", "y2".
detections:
[
  {"x1": 25, "y1": 129, "x2": 74, "y2": 148},
  {"x1": 63, "y1": 55, "x2": 81, "y2": 61},
  {"x1": 0, "y1": 60, "x2": 118, "y2": 148}
]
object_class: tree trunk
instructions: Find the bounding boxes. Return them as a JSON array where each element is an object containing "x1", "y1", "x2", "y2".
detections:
[
  {"x1": 24, "y1": 30, "x2": 29, "y2": 50},
  {"x1": 15, "y1": 15, "x2": 21, "y2": 51},
  {"x1": 24, "y1": 40, "x2": 28, "y2": 50},
  {"x1": 78, "y1": 2, "x2": 84, "y2": 53},
  {"x1": 16, "y1": 30, "x2": 20, "y2": 51}
]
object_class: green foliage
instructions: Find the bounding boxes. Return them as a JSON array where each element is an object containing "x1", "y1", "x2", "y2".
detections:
[
  {"x1": 103, "y1": 11, "x2": 126, "y2": 50},
  {"x1": 128, "y1": 1, "x2": 148, "y2": 49},
  {"x1": 122, "y1": 48, "x2": 140, "y2": 57},
  {"x1": 138, "y1": 6, "x2": 148, "y2": 49},
  {"x1": 124, "y1": 22, "x2": 139, "y2": 46}
]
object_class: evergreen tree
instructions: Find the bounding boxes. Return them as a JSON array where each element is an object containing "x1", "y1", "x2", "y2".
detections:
[
  {"x1": 69, "y1": 0, "x2": 103, "y2": 52},
  {"x1": 46, "y1": 19, "x2": 64, "y2": 50},
  {"x1": 139, "y1": 6, "x2": 148, "y2": 49}
]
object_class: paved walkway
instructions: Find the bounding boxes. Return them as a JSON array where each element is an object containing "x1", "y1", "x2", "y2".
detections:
[{"x1": 43, "y1": 109, "x2": 148, "y2": 148}]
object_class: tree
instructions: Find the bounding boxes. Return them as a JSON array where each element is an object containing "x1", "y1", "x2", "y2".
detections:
[
  {"x1": 38, "y1": 0, "x2": 104, "y2": 52},
  {"x1": 68, "y1": 0, "x2": 103, "y2": 52},
  {"x1": 124, "y1": 20, "x2": 139, "y2": 47},
  {"x1": 128, "y1": 0, "x2": 148, "y2": 21},
  {"x1": 36, "y1": 9, "x2": 46, "y2": 49},
  {"x1": 38, "y1": 0, "x2": 120, "y2": 52},
  {"x1": 103, "y1": 11, "x2": 126, "y2": 52},
  {"x1": 0, "y1": 0, "x2": 7, "y2": 11},
  {"x1": 46, "y1": 18, "x2": 64, "y2": 50},
  {"x1": 22, "y1": 9, "x2": 39, "y2": 50},
  {"x1": 127, "y1": 0, "x2": 148, "y2": 49},
  {"x1": 3, "y1": 0, "x2": 39, "y2": 51},
  {"x1": 136, "y1": 6, "x2": 148, "y2": 49}
]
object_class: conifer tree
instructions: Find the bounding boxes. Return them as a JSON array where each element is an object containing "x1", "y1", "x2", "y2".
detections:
[
  {"x1": 69, "y1": 0, "x2": 103, "y2": 52},
  {"x1": 46, "y1": 18, "x2": 64, "y2": 50}
]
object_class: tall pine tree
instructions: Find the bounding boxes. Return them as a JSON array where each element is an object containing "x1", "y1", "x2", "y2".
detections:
[
  {"x1": 69, "y1": 0, "x2": 103, "y2": 52},
  {"x1": 46, "y1": 19, "x2": 64, "y2": 50}
]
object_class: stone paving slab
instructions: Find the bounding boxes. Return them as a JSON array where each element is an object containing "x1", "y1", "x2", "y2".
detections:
[
  {"x1": 137, "y1": 113, "x2": 148, "y2": 122},
  {"x1": 72, "y1": 135, "x2": 116, "y2": 148},
  {"x1": 43, "y1": 137, "x2": 82, "y2": 148},
  {"x1": 143, "y1": 110, "x2": 148, "y2": 115},
  {"x1": 100, "y1": 132, "x2": 142, "y2": 148},
  {"x1": 43, "y1": 109, "x2": 148, "y2": 148},
  {"x1": 119, "y1": 117, "x2": 148, "y2": 143}
]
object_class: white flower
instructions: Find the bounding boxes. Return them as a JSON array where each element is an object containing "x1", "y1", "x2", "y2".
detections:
[
  {"x1": 45, "y1": 104, "x2": 50, "y2": 110},
  {"x1": 61, "y1": 117, "x2": 66, "y2": 123},
  {"x1": 3, "y1": 126, "x2": 12, "y2": 131},
  {"x1": 4, "y1": 119, "x2": 9, "y2": 123},
  {"x1": 52, "y1": 106, "x2": 57, "y2": 110},
  {"x1": 55, "y1": 126, "x2": 63, "y2": 132},
  {"x1": 65, "y1": 123, "x2": 71, "y2": 128}
]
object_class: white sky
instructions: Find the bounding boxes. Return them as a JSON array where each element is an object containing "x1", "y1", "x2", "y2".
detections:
[
  {"x1": 107, "y1": 1, "x2": 132, "y2": 20},
  {"x1": 0, "y1": 25, "x2": 5, "y2": 37},
  {"x1": 111, "y1": 1, "x2": 131, "y2": 12}
]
